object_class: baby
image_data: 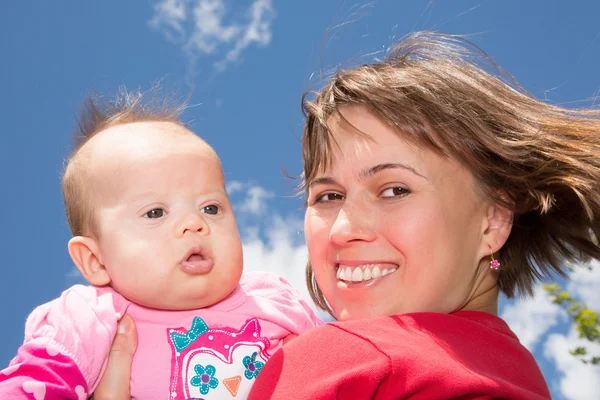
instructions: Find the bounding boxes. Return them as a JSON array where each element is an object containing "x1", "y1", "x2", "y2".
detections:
[{"x1": 0, "y1": 93, "x2": 321, "y2": 399}]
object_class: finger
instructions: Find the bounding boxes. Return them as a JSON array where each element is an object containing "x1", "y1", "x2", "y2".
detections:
[{"x1": 92, "y1": 314, "x2": 137, "y2": 400}]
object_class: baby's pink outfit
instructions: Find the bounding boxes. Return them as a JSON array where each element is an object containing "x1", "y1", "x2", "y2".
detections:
[{"x1": 0, "y1": 271, "x2": 322, "y2": 399}]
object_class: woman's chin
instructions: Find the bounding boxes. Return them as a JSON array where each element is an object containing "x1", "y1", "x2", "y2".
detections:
[{"x1": 334, "y1": 307, "x2": 389, "y2": 321}]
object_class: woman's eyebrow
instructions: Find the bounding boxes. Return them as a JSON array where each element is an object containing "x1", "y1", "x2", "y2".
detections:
[
  {"x1": 309, "y1": 163, "x2": 426, "y2": 188},
  {"x1": 359, "y1": 163, "x2": 426, "y2": 180},
  {"x1": 308, "y1": 176, "x2": 338, "y2": 188}
]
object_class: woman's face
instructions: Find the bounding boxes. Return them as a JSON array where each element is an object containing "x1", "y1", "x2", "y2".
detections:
[{"x1": 304, "y1": 106, "x2": 498, "y2": 321}]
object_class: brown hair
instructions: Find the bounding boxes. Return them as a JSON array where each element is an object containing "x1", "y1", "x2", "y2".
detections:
[
  {"x1": 62, "y1": 87, "x2": 187, "y2": 237},
  {"x1": 302, "y1": 31, "x2": 600, "y2": 312}
]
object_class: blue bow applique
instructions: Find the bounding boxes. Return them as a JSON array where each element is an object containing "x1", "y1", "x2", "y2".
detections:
[{"x1": 170, "y1": 316, "x2": 209, "y2": 352}]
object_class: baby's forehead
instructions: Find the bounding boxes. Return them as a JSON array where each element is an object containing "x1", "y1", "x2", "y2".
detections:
[
  {"x1": 82, "y1": 121, "x2": 213, "y2": 165},
  {"x1": 76, "y1": 120, "x2": 222, "y2": 186},
  {"x1": 89, "y1": 120, "x2": 209, "y2": 152}
]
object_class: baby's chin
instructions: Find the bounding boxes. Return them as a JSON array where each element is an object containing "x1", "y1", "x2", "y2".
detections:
[
  {"x1": 116, "y1": 266, "x2": 243, "y2": 311},
  {"x1": 142, "y1": 291, "x2": 234, "y2": 311},
  {"x1": 118, "y1": 290, "x2": 219, "y2": 311}
]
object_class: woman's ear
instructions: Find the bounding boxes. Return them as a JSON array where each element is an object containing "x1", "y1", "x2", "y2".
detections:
[
  {"x1": 68, "y1": 236, "x2": 111, "y2": 286},
  {"x1": 481, "y1": 198, "x2": 514, "y2": 255}
]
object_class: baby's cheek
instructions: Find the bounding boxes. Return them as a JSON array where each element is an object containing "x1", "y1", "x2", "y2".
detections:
[{"x1": 214, "y1": 231, "x2": 243, "y2": 264}]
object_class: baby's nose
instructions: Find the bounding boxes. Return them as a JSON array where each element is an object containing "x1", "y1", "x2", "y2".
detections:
[{"x1": 176, "y1": 212, "x2": 210, "y2": 236}]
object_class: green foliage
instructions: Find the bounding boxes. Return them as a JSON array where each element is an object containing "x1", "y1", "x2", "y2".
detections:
[{"x1": 543, "y1": 283, "x2": 600, "y2": 365}]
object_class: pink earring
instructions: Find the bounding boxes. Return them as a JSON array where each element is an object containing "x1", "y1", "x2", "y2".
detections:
[{"x1": 489, "y1": 248, "x2": 500, "y2": 270}]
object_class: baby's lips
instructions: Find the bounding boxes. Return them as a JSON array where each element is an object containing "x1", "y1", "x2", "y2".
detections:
[{"x1": 180, "y1": 256, "x2": 214, "y2": 275}]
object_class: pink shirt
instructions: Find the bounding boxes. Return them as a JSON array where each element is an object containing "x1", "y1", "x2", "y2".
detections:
[{"x1": 0, "y1": 271, "x2": 322, "y2": 399}]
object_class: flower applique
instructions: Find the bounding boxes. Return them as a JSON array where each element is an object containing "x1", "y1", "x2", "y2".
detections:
[
  {"x1": 243, "y1": 352, "x2": 264, "y2": 380},
  {"x1": 190, "y1": 364, "x2": 218, "y2": 395}
]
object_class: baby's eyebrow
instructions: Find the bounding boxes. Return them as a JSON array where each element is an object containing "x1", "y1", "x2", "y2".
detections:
[
  {"x1": 127, "y1": 192, "x2": 161, "y2": 204},
  {"x1": 359, "y1": 162, "x2": 426, "y2": 181}
]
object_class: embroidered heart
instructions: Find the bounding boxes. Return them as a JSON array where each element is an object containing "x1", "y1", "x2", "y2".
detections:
[
  {"x1": 22, "y1": 380, "x2": 46, "y2": 400},
  {"x1": 75, "y1": 385, "x2": 87, "y2": 400},
  {"x1": 46, "y1": 344, "x2": 60, "y2": 357},
  {"x1": 1, "y1": 363, "x2": 20, "y2": 375}
]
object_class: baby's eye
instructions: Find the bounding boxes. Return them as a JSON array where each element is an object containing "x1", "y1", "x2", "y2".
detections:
[
  {"x1": 315, "y1": 192, "x2": 345, "y2": 203},
  {"x1": 144, "y1": 208, "x2": 165, "y2": 219},
  {"x1": 380, "y1": 187, "x2": 410, "y2": 198},
  {"x1": 202, "y1": 204, "x2": 220, "y2": 215}
]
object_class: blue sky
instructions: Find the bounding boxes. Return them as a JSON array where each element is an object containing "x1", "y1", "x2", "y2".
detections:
[{"x1": 1, "y1": 1, "x2": 599, "y2": 398}]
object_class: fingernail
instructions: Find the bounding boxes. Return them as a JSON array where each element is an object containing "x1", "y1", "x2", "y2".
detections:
[{"x1": 117, "y1": 317, "x2": 129, "y2": 334}]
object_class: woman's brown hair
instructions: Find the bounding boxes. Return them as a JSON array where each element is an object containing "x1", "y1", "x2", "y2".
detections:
[{"x1": 302, "y1": 31, "x2": 600, "y2": 314}]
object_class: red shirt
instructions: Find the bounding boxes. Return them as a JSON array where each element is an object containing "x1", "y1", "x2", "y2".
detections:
[{"x1": 249, "y1": 311, "x2": 550, "y2": 399}]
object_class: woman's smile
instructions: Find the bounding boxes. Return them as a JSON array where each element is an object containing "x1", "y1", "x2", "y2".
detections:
[{"x1": 335, "y1": 263, "x2": 399, "y2": 283}]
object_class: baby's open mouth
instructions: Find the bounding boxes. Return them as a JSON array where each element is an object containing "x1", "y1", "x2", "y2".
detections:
[
  {"x1": 187, "y1": 253, "x2": 205, "y2": 262},
  {"x1": 180, "y1": 246, "x2": 214, "y2": 275},
  {"x1": 336, "y1": 264, "x2": 399, "y2": 283}
]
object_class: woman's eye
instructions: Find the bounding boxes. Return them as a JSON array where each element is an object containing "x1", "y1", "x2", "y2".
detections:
[
  {"x1": 315, "y1": 192, "x2": 345, "y2": 203},
  {"x1": 202, "y1": 205, "x2": 220, "y2": 215},
  {"x1": 381, "y1": 187, "x2": 410, "y2": 198},
  {"x1": 144, "y1": 208, "x2": 165, "y2": 219}
]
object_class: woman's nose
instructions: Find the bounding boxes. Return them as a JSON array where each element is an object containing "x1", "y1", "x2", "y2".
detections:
[
  {"x1": 328, "y1": 203, "x2": 377, "y2": 246},
  {"x1": 175, "y1": 212, "x2": 210, "y2": 237}
]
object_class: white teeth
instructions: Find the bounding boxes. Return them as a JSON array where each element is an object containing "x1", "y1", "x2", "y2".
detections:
[
  {"x1": 336, "y1": 264, "x2": 398, "y2": 283},
  {"x1": 363, "y1": 268, "x2": 371, "y2": 281},
  {"x1": 372, "y1": 266, "x2": 381, "y2": 279},
  {"x1": 343, "y1": 267, "x2": 352, "y2": 281},
  {"x1": 351, "y1": 268, "x2": 363, "y2": 282}
]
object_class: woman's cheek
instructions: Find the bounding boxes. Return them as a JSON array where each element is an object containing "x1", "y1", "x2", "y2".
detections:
[{"x1": 305, "y1": 212, "x2": 332, "y2": 255}]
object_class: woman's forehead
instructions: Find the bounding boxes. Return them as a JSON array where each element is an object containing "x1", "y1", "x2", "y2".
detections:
[
  {"x1": 306, "y1": 107, "x2": 478, "y2": 192},
  {"x1": 325, "y1": 108, "x2": 425, "y2": 163}
]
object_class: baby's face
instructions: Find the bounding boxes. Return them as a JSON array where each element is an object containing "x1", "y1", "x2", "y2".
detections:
[{"x1": 86, "y1": 121, "x2": 243, "y2": 310}]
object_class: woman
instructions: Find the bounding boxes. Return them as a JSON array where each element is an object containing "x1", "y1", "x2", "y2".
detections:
[{"x1": 94, "y1": 31, "x2": 600, "y2": 399}]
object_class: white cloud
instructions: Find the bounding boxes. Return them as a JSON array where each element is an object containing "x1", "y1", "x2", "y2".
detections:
[
  {"x1": 213, "y1": 0, "x2": 274, "y2": 71},
  {"x1": 241, "y1": 214, "x2": 307, "y2": 298},
  {"x1": 149, "y1": 0, "x2": 275, "y2": 73},
  {"x1": 543, "y1": 261, "x2": 600, "y2": 399},
  {"x1": 501, "y1": 284, "x2": 564, "y2": 352},
  {"x1": 239, "y1": 186, "x2": 275, "y2": 214},
  {"x1": 227, "y1": 180, "x2": 276, "y2": 215},
  {"x1": 186, "y1": 0, "x2": 240, "y2": 54},
  {"x1": 502, "y1": 260, "x2": 600, "y2": 399},
  {"x1": 566, "y1": 259, "x2": 600, "y2": 307},
  {"x1": 225, "y1": 180, "x2": 244, "y2": 194},
  {"x1": 545, "y1": 330, "x2": 600, "y2": 400},
  {"x1": 149, "y1": 0, "x2": 187, "y2": 41}
]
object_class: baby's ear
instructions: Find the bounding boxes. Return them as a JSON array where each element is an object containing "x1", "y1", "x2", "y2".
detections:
[{"x1": 68, "y1": 236, "x2": 111, "y2": 286}]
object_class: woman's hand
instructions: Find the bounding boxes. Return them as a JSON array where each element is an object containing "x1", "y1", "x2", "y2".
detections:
[{"x1": 92, "y1": 315, "x2": 137, "y2": 400}]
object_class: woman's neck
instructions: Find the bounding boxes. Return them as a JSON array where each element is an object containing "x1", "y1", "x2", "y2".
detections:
[
  {"x1": 461, "y1": 283, "x2": 499, "y2": 315},
  {"x1": 456, "y1": 259, "x2": 501, "y2": 315}
]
